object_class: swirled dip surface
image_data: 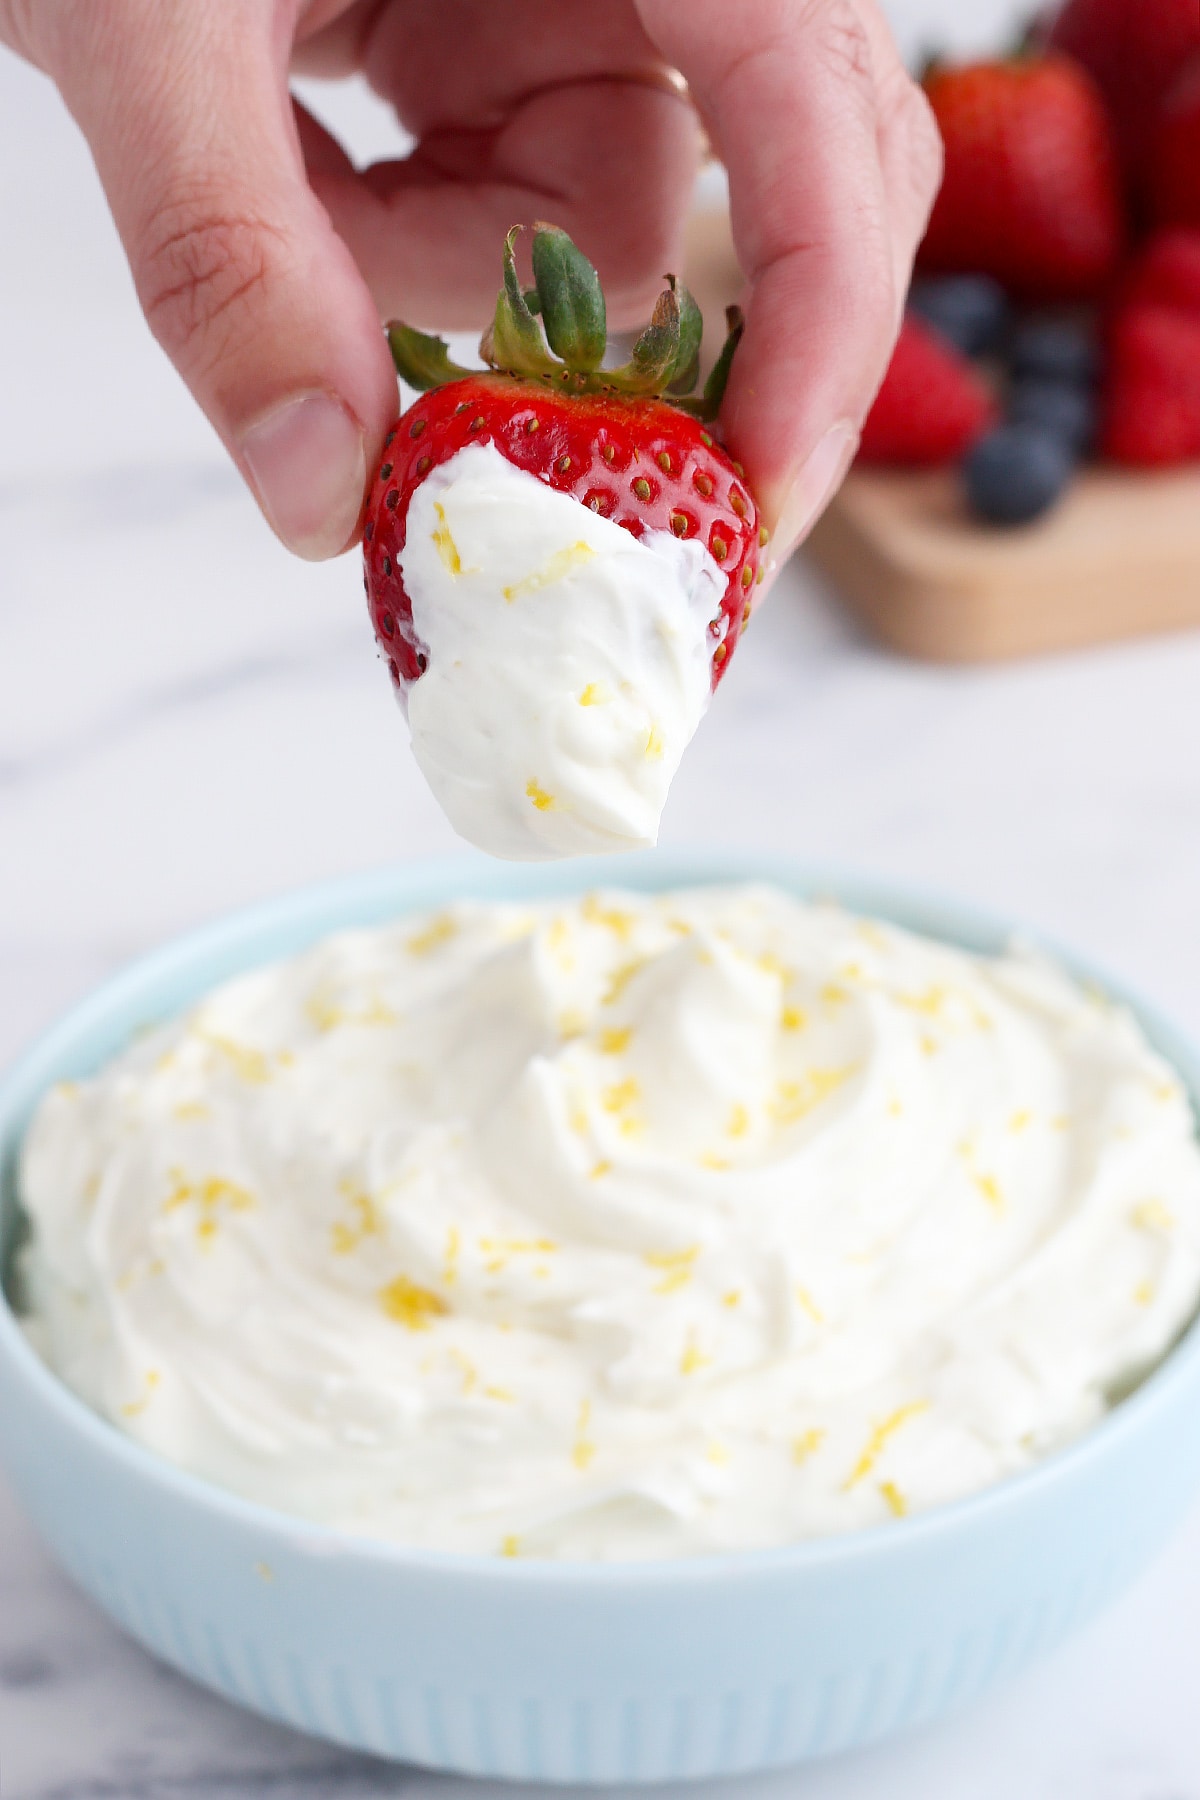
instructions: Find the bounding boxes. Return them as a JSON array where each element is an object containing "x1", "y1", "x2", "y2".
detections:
[
  {"x1": 19, "y1": 886, "x2": 1200, "y2": 1559},
  {"x1": 400, "y1": 443, "x2": 723, "y2": 860}
]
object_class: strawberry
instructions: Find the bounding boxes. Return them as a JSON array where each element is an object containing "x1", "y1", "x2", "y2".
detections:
[
  {"x1": 1100, "y1": 302, "x2": 1200, "y2": 465},
  {"x1": 364, "y1": 226, "x2": 761, "y2": 696},
  {"x1": 1048, "y1": 0, "x2": 1200, "y2": 189},
  {"x1": 858, "y1": 315, "x2": 998, "y2": 465},
  {"x1": 917, "y1": 54, "x2": 1124, "y2": 301},
  {"x1": 1116, "y1": 228, "x2": 1200, "y2": 315},
  {"x1": 1147, "y1": 56, "x2": 1200, "y2": 229}
]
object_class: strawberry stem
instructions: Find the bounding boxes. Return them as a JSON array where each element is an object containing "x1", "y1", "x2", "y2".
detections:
[
  {"x1": 386, "y1": 323, "x2": 474, "y2": 390},
  {"x1": 675, "y1": 307, "x2": 745, "y2": 421},
  {"x1": 531, "y1": 223, "x2": 607, "y2": 371},
  {"x1": 384, "y1": 224, "x2": 745, "y2": 422},
  {"x1": 611, "y1": 285, "x2": 682, "y2": 393},
  {"x1": 490, "y1": 226, "x2": 557, "y2": 377},
  {"x1": 667, "y1": 277, "x2": 704, "y2": 394}
]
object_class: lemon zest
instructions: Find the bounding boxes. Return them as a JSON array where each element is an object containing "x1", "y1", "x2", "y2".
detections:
[
  {"x1": 379, "y1": 1275, "x2": 448, "y2": 1331},
  {"x1": 844, "y1": 1401, "x2": 928, "y2": 1490},
  {"x1": 1133, "y1": 1198, "x2": 1175, "y2": 1232},
  {"x1": 526, "y1": 779, "x2": 559, "y2": 812},
  {"x1": 503, "y1": 540, "x2": 595, "y2": 601},
  {"x1": 792, "y1": 1428, "x2": 825, "y2": 1464},
  {"x1": 432, "y1": 502, "x2": 462, "y2": 574},
  {"x1": 121, "y1": 1370, "x2": 161, "y2": 1419},
  {"x1": 769, "y1": 1066, "x2": 855, "y2": 1127},
  {"x1": 795, "y1": 1285, "x2": 824, "y2": 1324}
]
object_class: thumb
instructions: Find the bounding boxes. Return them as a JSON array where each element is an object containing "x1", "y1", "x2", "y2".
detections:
[{"x1": 52, "y1": 5, "x2": 397, "y2": 559}]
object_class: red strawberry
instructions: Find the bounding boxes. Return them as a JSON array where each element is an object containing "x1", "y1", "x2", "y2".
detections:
[
  {"x1": 1101, "y1": 302, "x2": 1200, "y2": 465},
  {"x1": 858, "y1": 315, "x2": 998, "y2": 466},
  {"x1": 918, "y1": 54, "x2": 1124, "y2": 301},
  {"x1": 364, "y1": 226, "x2": 761, "y2": 695},
  {"x1": 1116, "y1": 228, "x2": 1200, "y2": 314},
  {"x1": 1147, "y1": 56, "x2": 1200, "y2": 229},
  {"x1": 1048, "y1": 0, "x2": 1200, "y2": 187}
]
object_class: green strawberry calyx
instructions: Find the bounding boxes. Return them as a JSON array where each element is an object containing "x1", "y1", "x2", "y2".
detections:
[{"x1": 386, "y1": 223, "x2": 743, "y2": 422}]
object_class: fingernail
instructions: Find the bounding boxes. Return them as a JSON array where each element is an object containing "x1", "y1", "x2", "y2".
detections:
[
  {"x1": 769, "y1": 420, "x2": 859, "y2": 560},
  {"x1": 241, "y1": 391, "x2": 366, "y2": 559}
]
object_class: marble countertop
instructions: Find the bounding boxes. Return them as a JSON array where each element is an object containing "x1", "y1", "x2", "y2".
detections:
[{"x1": 5, "y1": 21, "x2": 1200, "y2": 1799}]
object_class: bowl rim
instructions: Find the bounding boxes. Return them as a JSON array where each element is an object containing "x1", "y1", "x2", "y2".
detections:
[{"x1": 3, "y1": 847, "x2": 1199, "y2": 1588}]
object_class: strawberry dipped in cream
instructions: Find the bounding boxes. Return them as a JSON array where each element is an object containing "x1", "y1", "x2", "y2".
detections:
[{"x1": 363, "y1": 227, "x2": 764, "y2": 860}]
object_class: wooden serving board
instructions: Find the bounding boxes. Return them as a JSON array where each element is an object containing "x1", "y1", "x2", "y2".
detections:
[{"x1": 805, "y1": 466, "x2": 1200, "y2": 663}]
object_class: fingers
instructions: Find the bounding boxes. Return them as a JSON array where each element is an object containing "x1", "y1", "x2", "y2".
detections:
[
  {"x1": 857, "y1": 0, "x2": 943, "y2": 307},
  {"x1": 303, "y1": 80, "x2": 703, "y2": 331},
  {"x1": 637, "y1": 0, "x2": 941, "y2": 556},
  {"x1": 45, "y1": 3, "x2": 397, "y2": 559}
]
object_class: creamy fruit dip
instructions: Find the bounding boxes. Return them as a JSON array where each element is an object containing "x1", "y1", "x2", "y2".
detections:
[
  {"x1": 18, "y1": 885, "x2": 1200, "y2": 1559},
  {"x1": 398, "y1": 443, "x2": 724, "y2": 860}
]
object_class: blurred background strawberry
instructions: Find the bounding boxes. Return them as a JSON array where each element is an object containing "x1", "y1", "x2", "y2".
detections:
[
  {"x1": 858, "y1": 316, "x2": 998, "y2": 465},
  {"x1": 1147, "y1": 56, "x2": 1200, "y2": 229},
  {"x1": 1048, "y1": 0, "x2": 1200, "y2": 199},
  {"x1": 918, "y1": 51, "x2": 1124, "y2": 300}
]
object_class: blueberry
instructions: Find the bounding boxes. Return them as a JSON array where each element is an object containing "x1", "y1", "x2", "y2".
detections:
[
  {"x1": 1008, "y1": 320, "x2": 1099, "y2": 388},
  {"x1": 908, "y1": 276, "x2": 1010, "y2": 357},
  {"x1": 1009, "y1": 379, "x2": 1097, "y2": 455},
  {"x1": 964, "y1": 424, "x2": 1074, "y2": 525}
]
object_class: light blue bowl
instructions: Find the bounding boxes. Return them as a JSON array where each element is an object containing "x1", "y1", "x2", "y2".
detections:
[{"x1": 4, "y1": 853, "x2": 1200, "y2": 1786}]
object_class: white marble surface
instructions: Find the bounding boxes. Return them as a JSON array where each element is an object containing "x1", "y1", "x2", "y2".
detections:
[{"x1": 4, "y1": 14, "x2": 1200, "y2": 1797}]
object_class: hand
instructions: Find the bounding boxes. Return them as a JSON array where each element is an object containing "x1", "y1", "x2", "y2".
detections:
[{"x1": 1, "y1": 0, "x2": 939, "y2": 566}]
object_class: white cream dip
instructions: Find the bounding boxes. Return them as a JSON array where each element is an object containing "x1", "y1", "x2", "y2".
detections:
[{"x1": 19, "y1": 885, "x2": 1200, "y2": 1559}]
